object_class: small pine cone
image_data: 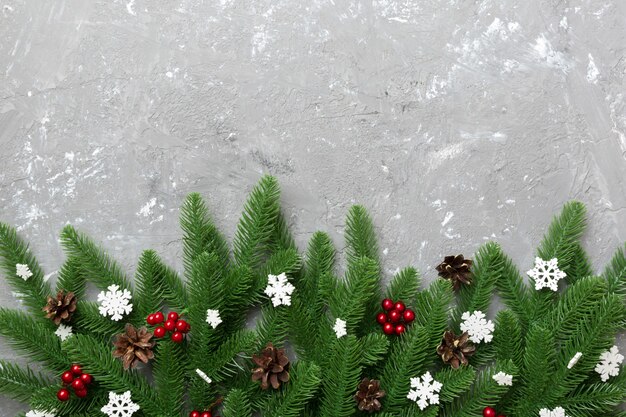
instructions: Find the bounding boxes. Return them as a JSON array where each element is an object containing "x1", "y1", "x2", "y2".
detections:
[
  {"x1": 354, "y1": 378, "x2": 385, "y2": 413},
  {"x1": 251, "y1": 342, "x2": 290, "y2": 390},
  {"x1": 113, "y1": 323, "x2": 155, "y2": 370},
  {"x1": 42, "y1": 290, "x2": 77, "y2": 325},
  {"x1": 437, "y1": 330, "x2": 476, "y2": 369},
  {"x1": 436, "y1": 255, "x2": 473, "y2": 290}
]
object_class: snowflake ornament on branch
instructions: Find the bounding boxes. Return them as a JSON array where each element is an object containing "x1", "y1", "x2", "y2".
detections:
[
  {"x1": 595, "y1": 345, "x2": 623, "y2": 381},
  {"x1": 25, "y1": 411, "x2": 56, "y2": 417},
  {"x1": 539, "y1": 406, "x2": 570, "y2": 417},
  {"x1": 16, "y1": 263, "x2": 33, "y2": 280},
  {"x1": 460, "y1": 311, "x2": 494, "y2": 343},
  {"x1": 492, "y1": 371, "x2": 513, "y2": 386},
  {"x1": 205, "y1": 309, "x2": 222, "y2": 329},
  {"x1": 101, "y1": 391, "x2": 140, "y2": 417},
  {"x1": 54, "y1": 324, "x2": 73, "y2": 341},
  {"x1": 407, "y1": 371, "x2": 442, "y2": 410},
  {"x1": 97, "y1": 285, "x2": 133, "y2": 321},
  {"x1": 333, "y1": 318, "x2": 347, "y2": 338},
  {"x1": 527, "y1": 257, "x2": 566, "y2": 291},
  {"x1": 264, "y1": 272, "x2": 295, "y2": 307}
]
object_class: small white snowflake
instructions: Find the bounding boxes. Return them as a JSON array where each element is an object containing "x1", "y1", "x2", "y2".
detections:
[
  {"x1": 407, "y1": 371, "x2": 442, "y2": 410},
  {"x1": 567, "y1": 352, "x2": 583, "y2": 369},
  {"x1": 205, "y1": 309, "x2": 222, "y2": 329},
  {"x1": 97, "y1": 285, "x2": 133, "y2": 321},
  {"x1": 196, "y1": 368, "x2": 212, "y2": 385},
  {"x1": 527, "y1": 257, "x2": 566, "y2": 291},
  {"x1": 492, "y1": 371, "x2": 513, "y2": 386},
  {"x1": 539, "y1": 406, "x2": 569, "y2": 417},
  {"x1": 16, "y1": 263, "x2": 33, "y2": 280},
  {"x1": 101, "y1": 391, "x2": 140, "y2": 417},
  {"x1": 595, "y1": 345, "x2": 624, "y2": 381},
  {"x1": 26, "y1": 411, "x2": 56, "y2": 417},
  {"x1": 264, "y1": 272, "x2": 295, "y2": 307},
  {"x1": 460, "y1": 311, "x2": 494, "y2": 343},
  {"x1": 54, "y1": 324, "x2": 73, "y2": 341},
  {"x1": 333, "y1": 318, "x2": 347, "y2": 338}
]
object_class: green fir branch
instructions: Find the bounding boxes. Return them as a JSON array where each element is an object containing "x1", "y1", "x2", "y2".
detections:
[
  {"x1": 264, "y1": 361, "x2": 321, "y2": 417},
  {"x1": 604, "y1": 243, "x2": 626, "y2": 297},
  {"x1": 222, "y1": 388, "x2": 252, "y2": 417},
  {"x1": 153, "y1": 340, "x2": 186, "y2": 416},
  {"x1": 345, "y1": 205, "x2": 379, "y2": 267},
  {"x1": 385, "y1": 267, "x2": 421, "y2": 306},
  {"x1": 55, "y1": 256, "x2": 86, "y2": 299},
  {"x1": 0, "y1": 360, "x2": 53, "y2": 402},
  {"x1": 133, "y1": 250, "x2": 165, "y2": 321}
]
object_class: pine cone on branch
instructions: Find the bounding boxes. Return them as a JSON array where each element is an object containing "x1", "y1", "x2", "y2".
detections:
[
  {"x1": 251, "y1": 342, "x2": 290, "y2": 390},
  {"x1": 42, "y1": 290, "x2": 77, "y2": 325},
  {"x1": 354, "y1": 378, "x2": 385, "y2": 413},
  {"x1": 436, "y1": 255, "x2": 473, "y2": 290},
  {"x1": 113, "y1": 323, "x2": 155, "y2": 370},
  {"x1": 437, "y1": 330, "x2": 475, "y2": 369}
]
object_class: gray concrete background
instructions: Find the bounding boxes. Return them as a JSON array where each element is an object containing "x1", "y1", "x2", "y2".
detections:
[{"x1": 1, "y1": 0, "x2": 626, "y2": 414}]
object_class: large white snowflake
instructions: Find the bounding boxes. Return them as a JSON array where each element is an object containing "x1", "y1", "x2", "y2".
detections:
[
  {"x1": 97, "y1": 285, "x2": 133, "y2": 321},
  {"x1": 595, "y1": 345, "x2": 624, "y2": 381},
  {"x1": 460, "y1": 311, "x2": 494, "y2": 343},
  {"x1": 26, "y1": 411, "x2": 56, "y2": 417},
  {"x1": 407, "y1": 371, "x2": 442, "y2": 410},
  {"x1": 54, "y1": 324, "x2": 73, "y2": 341},
  {"x1": 101, "y1": 391, "x2": 140, "y2": 417},
  {"x1": 492, "y1": 371, "x2": 513, "y2": 386},
  {"x1": 539, "y1": 406, "x2": 570, "y2": 417},
  {"x1": 16, "y1": 263, "x2": 33, "y2": 280},
  {"x1": 264, "y1": 272, "x2": 295, "y2": 307},
  {"x1": 205, "y1": 309, "x2": 222, "y2": 329},
  {"x1": 527, "y1": 257, "x2": 566, "y2": 291},
  {"x1": 333, "y1": 318, "x2": 347, "y2": 338}
]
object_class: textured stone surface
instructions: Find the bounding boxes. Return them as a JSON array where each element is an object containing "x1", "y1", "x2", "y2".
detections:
[{"x1": 1, "y1": 0, "x2": 626, "y2": 414}]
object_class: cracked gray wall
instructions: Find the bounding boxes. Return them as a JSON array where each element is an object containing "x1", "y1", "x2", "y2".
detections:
[{"x1": 1, "y1": 0, "x2": 626, "y2": 414}]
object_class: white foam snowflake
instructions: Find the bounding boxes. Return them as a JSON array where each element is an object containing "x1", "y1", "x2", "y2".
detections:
[
  {"x1": 595, "y1": 345, "x2": 623, "y2": 381},
  {"x1": 97, "y1": 285, "x2": 133, "y2": 321},
  {"x1": 205, "y1": 309, "x2": 222, "y2": 329},
  {"x1": 264, "y1": 272, "x2": 295, "y2": 307},
  {"x1": 26, "y1": 411, "x2": 56, "y2": 417},
  {"x1": 196, "y1": 368, "x2": 212, "y2": 385},
  {"x1": 539, "y1": 406, "x2": 569, "y2": 417},
  {"x1": 333, "y1": 318, "x2": 347, "y2": 338},
  {"x1": 527, "y1": 257, "x2": 566, "y2": 291},
  {"x1": 567, "y1": 352, "x2": 582, "y2": 369},
  {"x1": 101, "y1": 391, "x2": 140, "y2": 417},
  {"x1": 16, "y1": 263, "x2": 33, "y2": 280},
  {"x1": 54, "y1": 324, "x2": 73, "y2": 341},
  {"x1": 460, "y1": 310, "x2": 494, "y2": 343},
  {"x1": 407, "y1": 371, "x2": 442, "y2": 410},
  {"x1": 492, "y1": 371, "x2": 513, "y2": 386}
]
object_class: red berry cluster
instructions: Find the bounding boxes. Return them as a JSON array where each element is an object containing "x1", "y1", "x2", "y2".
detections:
[
  {"x1": 189, "y1": 411, "x2": 219, "y2": 417},
  {"x1": 376, "y1": 298, "x2": 415, "y2": 336},
  {"x1": 147, "y1": 311, "x2": 190, "y2": 343},
  {"x1": 483, "y1": 406, "x2": 506, "y2": 417},
  {"x1": 56, "y1": 364, "x2": 93, "y2": 401}
]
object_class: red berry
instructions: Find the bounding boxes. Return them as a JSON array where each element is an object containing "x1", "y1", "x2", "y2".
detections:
[
  {"x1": 153, "y1": 311, "x2": 164, "y2": 323},
  {"x1": 388, "y1": 310, "x2": 402, "y2": 323},
  {"x1": 154, "y1": 326, "x2": 166, "y2": 338},
  {"x1": 176, "y1": 319, "x2": 189, "y2": 332},
  {"x1": 483, "y1": 407, "x2": 497, "y2": 417},
  {"x1": 403, "y1": 309, "x2": 416, "y2": 323},
  {"x1": 61, "y1": 371, "x2": 74, "y2": 384},
  {"x1": 167, "y1": 311, "x2": 179, "y2": 321},
  {"x1": 376, "y1": 313, "x2": 388, "y2": 324},
  {"x1": 381, "y1": 298, "x2": 394, "y2": 311},
  {"x1": 71, "y1": 378, "x2": 85, "y2": 391},
  {"x1": 190, "y1": 412, "x2": 200, "y2": 417},
  {"x1": 200, "y1": 412, "x2": 212, "y2": 417},
  {"x1": 80, "y1": 373, "x2": 92, "y2": 385},
  {"x1": 382, "y1": 322, "x2": 395, "y2": 335},
  {"x1": 394, "y1": 301, "x2": 406, "y2": 312},
  {"x1": 171, "y1": 331, "x2": 184, "y2": 343},
  {"x1": 164, "y1": 319, "x2": 176, "y2": 331},
  {"x1": 395, "y1": 324, "x2": 406, "y2": 335},
  {"x1": 70, "y1": 364, "x2": 82, "y2": 375},
  {"x1": 57, "y1": 388, "x2": 70, "y2": 401},
  {"x1": 75, "y1": 388, "x2": 88, "y2": 398},
  {"x1": 147, "y1": 314, "x2": 155, "y2": 325}
]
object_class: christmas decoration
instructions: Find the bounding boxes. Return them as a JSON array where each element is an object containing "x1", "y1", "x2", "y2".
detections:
[
  {"x1": 435, "y1": 254, "x2": 473, "y2": 290},
  {"x1": 43, "y1": 290, "x2": 77, "y2": 325},
  {"x1": 406, "y1": 371, "x2": 442, "y2": 410},
  {"x1": 595, "y1": 345, "x2": 624, "y2": 381},
  {"x1": 196, "y1": 368, "x2": 212, "y2": 385},
  {"x1": 16, "y1": 263, "x2": 33, "y2": 280},
  {"x1": 251, "y1": 342, "x2": 290, "y2": 390},
  {"x1": 333, "y1": 318, "x2": 347, "y2": 338},
  {"x1": 54, "y1": 323, "x2": 73, "y2": 341},
  {"x1": 436, "y1": 330, "x2": 475, "y2": 368},
  {"x1": 376, "y1": 298, "x2": 415, "y2": 336},
  {"x1": 566, "y1": 352, "x2": 582, "y2": 369},
  {"x1": 527, "y1": 257, "x2": 566, "y2": 291},
  {"x1": 460, "y1": 310, "x2": 494, "y2": 343},
  {"x1": 483, "y1": 407, "x2": 496, "y2": 417},
  {"x1": 354, "y1": 377, "x2": 385, "y2": 413},
  {"x1": 97, "y1": 284, "x2": 133, "y2": 321},
  {"x1": 264, "y1": 272, "x2": 294, "y2": 307},
  {"x1": 112, "y1": 323, "x2": 155, "y2": 369},
  {"x1": 205, "y1": 309, "x2": 222, "y2": 328},
  {"x1": 492, "y1": 371, "x2": 513, "y2": 386},
  {"x1": 539, "y1": 407, "x2": 570, "y2": 417},
  {"x1": 26, "y1": 411, "x2": 56, "y2": 417},
  {"x1": 101, "y1": 391, "x2": 140, "y2": 417},
  {"x1": 147, "y1": 310, "x2": 189, "y2": 343},
  {"x1": 56, "y1": 364, "x2": 93, "y2": 402}
]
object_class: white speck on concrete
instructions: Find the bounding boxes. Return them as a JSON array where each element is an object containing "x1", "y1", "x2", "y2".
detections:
[
  {"x1": 586, "y1": 54, "x2": 599, "y2": 84},
  {"x1": 532, "y1": 34, "x2": 570, "y2": 73},
  {"x1": 137, "y1": 198, "x2": 157, "y2": 217},
  {"x1": 126, "y1": 0, "x2": 136, "y2": 15},
  {"x1": 441, "y1": 211, "x2": 454, "y2": 227}
]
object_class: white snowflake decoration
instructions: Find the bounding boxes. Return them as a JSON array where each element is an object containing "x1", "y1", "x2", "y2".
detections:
[
  {"x1": 196, "y1": 368, "x2": 212, "y2": 385},
  {"x1": 16, "y1": 263, "x2": 33, "y2": 280},
  {"x1": 54, "y1": 324, "x2": 73, "y2": 341},
  {"x1": 567, "y1": 352, "x2": 582, "y2": 369},
  {"x1": 264, "y1": 272, "x2": 295, "y2": 307},
  {"x1": 26, "y1": 411, "x2": 56, "y2": 417},
  {"x1": 539, "y1": 406, "x2": 569, "y2": 417},
  {"x1": 97, "y1": 285, "x2": 133, "y2": 321},
  {"x1": 595, "y1": 345, "x2": 623, "y2": 381},
  {"x1": 460, "y1": 311, "x2": 494, "y2": 343},
  {"x1": 527, "y1": 257, "x2": 566, "y2": 291},
  {"x1": 101, "y1": 391, "x2": 140, "y2": 417},
  {"x1": 407, "y1": 371, "x2": 442, "y2": 410},
  {"x1": 205, "y1": 309, "x2": 222, "y2": 329},
  {"x1": 492, "y1": 371, "x2": 513, "y2": 386},
  {"x1": 333, "y1": 318, "x2": 347, "y2": 338}
]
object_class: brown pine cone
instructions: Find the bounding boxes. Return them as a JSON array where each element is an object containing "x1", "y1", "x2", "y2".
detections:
[
  {"x1": 436, "y1": 255, "x2": 473, "y2": 290},
  {"x1": 42, "y1": 290, "x2": 77, "y2": 325},
  {"x1": 113, "y1": 323, "x2": 155, "y2": 370},
  {"x1": 354, "y1": 378, "x2": 385, "y2": 413},
  {"x1": 251, "y1": 342, "x2": 290, "y2": 390},
  {"x1": 437, "y1": 330, "x2": 476, "y2": 369}
]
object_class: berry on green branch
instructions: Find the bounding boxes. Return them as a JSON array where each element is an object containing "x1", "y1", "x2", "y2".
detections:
[
  {"x1": 70, "y1": 364, "x2": 82, "y2": 375},
  {"x1": 167, "y1": 311, "x2": 179, "y2": 321},
  {"x1": 483, "y1": 406, "x2": 496, "y2": 417},
  {"x1": 154, "y1": 326, "x2": 166, "y2": 338},
  {"x1": 381, "y1": 298, "x2": 394, "y2": 311},
  {"x1": 57, "y1": 388, "x2": 70, "y2": 402},
  {"x1": 376, "y1": 313, "x2": 387, "y2": 324},
  {"x1": 164, "y1": 319, "x2": 176, "y2": 331},
  {"x1": 171, "y1": 331, "x2": 184, "y2": 343},
  {"x1": 61, "y1": 371, "x2": 74, "y2": 384},
  {"x1": 153, "y1": 311, "x2": 164, "y2": 323}
]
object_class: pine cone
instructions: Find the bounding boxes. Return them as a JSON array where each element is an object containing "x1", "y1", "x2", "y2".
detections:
[
  {"x1": 251, "y1": 342, "x2": 290, "y2": 390},
  {"x1": 42, "y1": 290, "x2": 77, "y2": 325},
  {"x1": 354, "y1": 378, "x2": 385, "y2": 413},
  {"x1": 436, "y1": 255, "x2": 473, "y2": 290},
  {"x1": 113, "y1": 323, "x2": 155, "y2": 370},
  {"x1": 437, "y1": 330, "x2": 476, "y2": 369}
]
